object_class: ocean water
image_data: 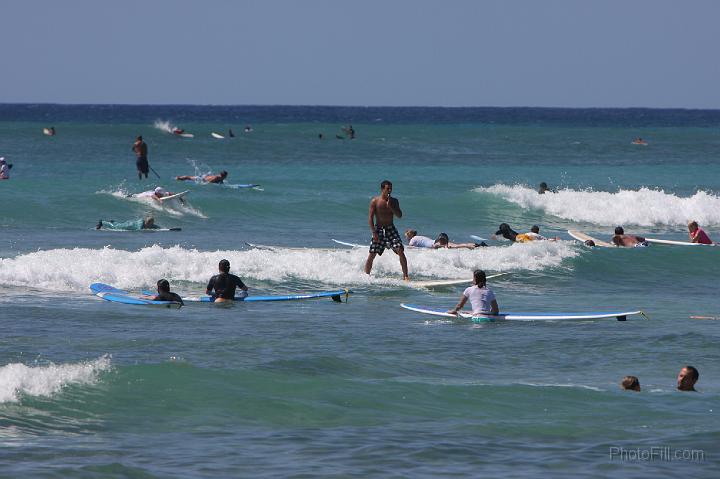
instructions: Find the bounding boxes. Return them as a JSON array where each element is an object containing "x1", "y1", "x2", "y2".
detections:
[{"x1": 0, "y1": 104, "x2": 718, "y2": 477}]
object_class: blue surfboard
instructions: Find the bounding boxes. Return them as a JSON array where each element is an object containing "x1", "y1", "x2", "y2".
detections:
[
  {"x1": 90, "y1": 283, "x2": 182, "y2": 308},
  {"x1": 180, "y1": 289, "x2": 351, "y2": 303}
]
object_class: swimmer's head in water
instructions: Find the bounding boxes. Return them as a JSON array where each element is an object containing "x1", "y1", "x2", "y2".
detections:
[
  {"x1": 157, "y1": 279, "x2": 170, "y2": 293},
  {"x1": 614, "y1": 226, "x2": 624, "y2": 235},
  {"x1": 220, "y1": 171, "x2": 228, "y2": 178},
  {"x1": 219, "y1": 259, "x2": 230, "y2": 273}
]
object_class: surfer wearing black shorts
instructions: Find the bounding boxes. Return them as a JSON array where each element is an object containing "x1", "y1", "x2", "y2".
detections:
[
  {"x1": 132, "y1": 135, "x2": 149, "y2": 180},
  {"x1": 365, "y1": 180, "x2": 409, "y2": 280},
  {"x1": 206, "y1": 259, "x2": 249, "y2": 302}
]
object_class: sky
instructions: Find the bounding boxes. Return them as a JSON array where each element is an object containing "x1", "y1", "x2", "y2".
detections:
[{"x1": 2, "y1": 0, "x2": 719, "y2": 108}]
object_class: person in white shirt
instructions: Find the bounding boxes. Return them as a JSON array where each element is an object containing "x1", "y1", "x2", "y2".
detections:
[
  {"x1": 448, "y1": 270, "x2": 499, "y2": 316},
  {"x1": 405, "y1": 230, "x2": 485, "y2": 249}
]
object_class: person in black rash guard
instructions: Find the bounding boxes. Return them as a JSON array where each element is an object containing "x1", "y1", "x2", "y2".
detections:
[
  {"x1": 148, "y1": 279, "x2": 184, "y2": 306},
  {"x1": 206, "y1": 259, "x2": 249, "y2": 302}
]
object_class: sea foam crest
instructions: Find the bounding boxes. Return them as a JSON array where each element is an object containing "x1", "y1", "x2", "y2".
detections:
[
  {"x1": 0, "y1": 356, "x2": 111, "y2": 403},
  {"x1": 153, "y1": 119, "x2": 176, "y2": 134},
  {"x1": 476, "y1": 184, "x2": 720, "y2": 227},
  {"x1": 0, "y1": 242, "x2": 578, "y2": 292}
]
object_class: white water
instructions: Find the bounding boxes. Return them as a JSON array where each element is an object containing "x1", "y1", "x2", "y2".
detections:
[
  {"x1": 476, "y1": 184, "x2": 720, "y2": 228},
  {"x1": 0, "y1": 356, "x2": 111, "y2": 403},
  {"x1": 0, "y1": 242, "x2": 579, "y2": 293}
]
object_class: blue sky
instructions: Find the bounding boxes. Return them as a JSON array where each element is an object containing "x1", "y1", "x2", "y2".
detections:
[{"x1": 2, "y1": 0, "x2": 719, "y2": 108}]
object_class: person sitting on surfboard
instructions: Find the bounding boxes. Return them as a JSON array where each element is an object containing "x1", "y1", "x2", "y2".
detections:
[
  {"x1": 96, "y1": 215, "x2": 164, "y2": 231},
  {"x1": 206, "y1": 259, "x2": 249, "y2": 303},
  {"x1": 175, "y1": 171, "x2": 228, "y2": 184},
  {"x1": 611, "y1": 226, "x2": 648, "y2": 247},
  {"x1": 687, "y1": 220, "x2": 713, "y2": 244},
  {"x1": 365, "y1": 180, "x2": 409, "y2": 280},
  {"x1": 143, "y1": 279, "x2": 184, "y2": 305},
  {"x1": 447, "y1": 270, "x2": 500, "y2": 318}
]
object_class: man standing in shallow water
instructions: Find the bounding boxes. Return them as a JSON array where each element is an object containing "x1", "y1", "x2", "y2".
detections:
[{"x1": 365, "y1": 180, "x2": 409, "y2": 280}]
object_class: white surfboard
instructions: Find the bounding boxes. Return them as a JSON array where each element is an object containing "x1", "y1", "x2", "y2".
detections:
[
  {"x1": 470, "y1": 235, "x2": 489, "y2": 242},
  {"x1": 644, "y1": 237, "x2": 715, "y2": 247},
  {"x1": 159, "y1": 190, "x2": 189, "y2": 202},
  {"x1": 567, "y1": 230, "x2": 615, "y2": 248},
  {"x1": 178, "y1": 133, "x2": 194, "y2": 138},
  {"x1": 409, "y1": 272, "x2": 509, "y2": 288},
  {"x1": 211, "y1": 132, "x2": 225, "y2": 139},
  {"x1": 332, "y1": 239, "x2": 364, "y2": 248},
  {"x1": 400, "y1": 303, "x2": 645, "y2": 322},
  {"x1": 42, "y1": 128, "x2": 55, "y2": 136}
]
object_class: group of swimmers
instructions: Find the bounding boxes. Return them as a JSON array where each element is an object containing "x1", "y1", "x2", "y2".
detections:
[
  {"x1": 621, "y1": 365, "x2": 700, "y2": 392},
  {"x1": 144, "y1": 259, "x2": 248, "y2": 306}
]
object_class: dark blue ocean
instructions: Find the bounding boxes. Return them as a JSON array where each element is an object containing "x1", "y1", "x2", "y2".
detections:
[{"x1": 0, "y1": 104, "x2": 718, "y2": 477}]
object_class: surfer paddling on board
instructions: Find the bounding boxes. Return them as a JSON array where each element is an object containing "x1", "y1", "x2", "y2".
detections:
[
  {"x1": 206, "y1": 259, "x2": 249, "y2": 303},
  {"x1": 365, "y1": 180, "x2": 409, "y2": 280},
  {"x1": 176, "y1": 171, "x2": 228, "y2": 184},
  {"x1": 142, "y1": 279, "x2": 184, "y2": 305},
  {"x1": 448, "y1": 270, "x2": 500, "y2": 318},
  {"x1": 0, "y1": 157, "x2": 11, "y2": 180},
  {"x1": 404, "y1": 230, "x2": 485, "y2": 249},
  {"x1": 611, "y1": 226, "x2": 648, "y2": 247},
  {"x1": 131, "y1": 135, "x2": 149, "y2": 180},
  {"x1": 687, "y1": 220, "x2": 713, "y2": 244},
  {"x1": 96, "y1": 215, "x2": 165, "y2": 230}
]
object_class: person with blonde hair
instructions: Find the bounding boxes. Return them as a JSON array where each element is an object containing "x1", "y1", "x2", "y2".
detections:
[{"x1": 687, "y1": 220, "x2": 713, "y2": 244}]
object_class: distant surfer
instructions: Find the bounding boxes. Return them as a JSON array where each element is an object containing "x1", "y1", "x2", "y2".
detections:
[
  {"x1": 621, "y1": 376, "x2": 641, "y2": 392},
  {"x1": 538, "y1": 182, "x2": 549, "y2": 194},
  {"x1": 405, "y1": 230, "x2": 485, "y2": 249},
  {"x1": 687, "y1": 220, "x2": 713, "y2": 244},
  {"x1": 0, "y1": 157, "x2": 11, "y2": 180},
  {"x1": 515, "y1": 225, "x2": 558, "y2": 242},
  {"x1": 172, "y1": 128, "x2": 185, "y2": 135},
  {"x1": 677, "y1": 365, "x2": 699, "y2": 392},
  {"x1": 206, "y1": 259, "x2": 249, "y2": 303},
  {"x1": 448, "y1": 270, "x2": 500, "y2": 318},
  {"x1": 132, "y1": 135, "x2": 149, "y2": 180},
  {"x1": 175, "y1": 171, "x2": 228, "y2": 184},
  {"x1": 365, "y1": 180, "x2": 409, "y2": 280},
  {"x1": 632, "y1": 137, "x2": 648, "y2": 145},
  {"x1": 43, "y1": 126, "x2": 56, "y2": 136},
  {"x1": 611, "y1": 226, "x2": 648, "y2": 247},
  {"x1": 96, "y1": 215, "x2": 165, "y2": 231},
  {"x1": 342, "y1": 124, "x2": 355, "y2": 139},
  {"x1": 228, "y1": 128, "x2": 235, "y2": 138},
  {"x1": 244, "y1": 125, "x2": 253, "y2": 133},
  {"x1": 143, "y1": 279, "x2": 184, "y2": 305},
  {"x1": 132, "y1": 186, "x2": 185, "y2": 204}
]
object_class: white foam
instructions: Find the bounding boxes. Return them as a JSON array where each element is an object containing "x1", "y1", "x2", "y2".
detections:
[
  {"x1": 477, "y1": 184, "x2": 720, "y2": 227},
  {"x1": 96, "y1": 187, "x2": 206, "y2": 218},
  {"x1": 0, "y1": 356, "x2": 111, "y2": 403},
  {"x1": 153, "y1": 119, "x2": 176, "y2": 134},
  {"x1": 0, "y1": 242, "x2": 578, "y2": 292}
]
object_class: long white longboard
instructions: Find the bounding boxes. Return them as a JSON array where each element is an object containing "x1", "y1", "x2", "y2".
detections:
[
  {"x1": 211, "y1": 132, "x2": 225, "y2": 139},
  {"x1": 567, "y1": 230, "x2": 614, "y2": 248},
  {"x1": 400, "y1": 303, "x2": 645, "y2": 322},
  {"x1": 645, "y1": 237, "x2": 716, "y2": 247},
  {"x1": 409, "y1": 272, "x2": 509, "y2": 288}
]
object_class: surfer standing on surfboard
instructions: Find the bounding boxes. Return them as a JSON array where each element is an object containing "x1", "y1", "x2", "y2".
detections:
[
  {"x1": 365, "y1": 180, "x2": 409, "y2": 280},
  {"x1": 131, "y1": 135, "x2": 149, "y2": 180}
]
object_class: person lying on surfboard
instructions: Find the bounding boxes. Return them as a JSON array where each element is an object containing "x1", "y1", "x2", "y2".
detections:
[
  {"x1": 448, "y1": 270, "x2": 500, "y2": 318},
  {"x1": 175, "y1": 171, "x2": 228, "y2": 184},
  {"x1": 687, "y1": 220, "x2": 713, "y2": 244},
  {"x1": 404, "y1": 230, "x2": 485, "y2": 249},
  {"x1": 96, "y1": 215, "x2": 171, "y2": 231},
  {"x1": 515, "y1": 225, "x2": 559, "y2": 242},
  {"x1": 0, "y1": 157, "x2": 12, "y2": 180},
  {"x1": 611, "y1": 226, "x2": 648, "y2": 247},
  {"x1": 206, "y1": 259, "x2": 249, "y2": 303},
  {"x1": 132, "y1": 186, "x2": 186, "y2": 204},
  {"x1": 142, "y1": 279, "x2": 184, "y2": 305}
]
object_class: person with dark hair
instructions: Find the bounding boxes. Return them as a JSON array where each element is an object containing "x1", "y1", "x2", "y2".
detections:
[
  {"x1": 0, "y1": 157, "x2": 11, "y2": 180},
  {"x1": 448, "y1": 270, "x2": 500, "y2": 318},
  {"x1": 515, "y1": 225, "x2": 559, "y2": 242},
  {"x1": 365, "y1": 180, "x2": 409, "y2": 280},
  {"x1": 132, "y1": 135, "x2": 149, "y2": 180},
  {"x1": 611, "y1": 226, "x2": 648, "y2": 247},
  {"x1": 145, "y1": 279, "x2": 184, "y2": 305},
  {"x1": 404, "y1": 230, "x2": 484, "y2": 249},
  {"x1": 538, "y1": 182, "x2": 549, "y2": 194},
  {"x1": 621, "y1": 376, "x2": 641, "y2": 391},
  {"x1": 176, "y1": 171, "x2": 228, "y2": 184},
  {"x1": 206, "y1": 259, "x2": 249, "y2": 302},
  {"x1": 677, "y1": 365, "x2": 699, "y2": 392}
]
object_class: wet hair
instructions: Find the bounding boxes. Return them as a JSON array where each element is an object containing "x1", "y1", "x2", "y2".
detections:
[
  {"x1": 405, "y1": 229, "x2": 417, "y2": 238},
  {"x1": 539, "y1": 182, "x2": 548, "y2": 189},
  {"x1": 584, "y1": 239, "x2": 596, "y2": 247},
  {"x1": 684, "y1": 365, "x2": 699, "y2": 382},
  {"x1": 219, "y1": 259, "x2": 230, "y2": 273},
  {"x1": 614, "y1": 226, "x2": 624, "y2": 235},
  {"x1": 531, "y1": 225, "x2": 540, "y2": 234},
  {"x1": 621, "y1": 376, "x2": 640, "y2": 391},
  {"x1": 688, "y1": 220, "x2": 698, "y2": 229},
  {"x1": 157, "y1": 279, "x2": 170, "y2": 292},
  {"x1": 473, "y1": 270, "x2": 487, "y2": 287},
  {"x1": 495, "y1": 223, "x2": 518, "y2": 242},
  {"x1": 220, "y1": 171, "x2": 228, "y2": 177},
  {"x1": 380, "y1": 180, "x2": 392, "y2": 190},
  {"x1": 435, "y1": 232, "x2": 449, "y2": 245},
  {"x1": 137, "y1": 135, "x2": 143, "y2": 141}
]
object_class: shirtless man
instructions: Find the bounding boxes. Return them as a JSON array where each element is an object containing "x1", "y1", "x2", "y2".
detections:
[
  {"x1": 175, "y1": 171, "x2": 228, "y2": 184},
  {"x1": 132, "y1": 136, "x2": 149, "y2": 180},
  {"x1": 365, "y1": 180, "x2": 409, "y2": 280},
  {"x1": 611, "y1": 226, "x2": 648, "y2": 247}
]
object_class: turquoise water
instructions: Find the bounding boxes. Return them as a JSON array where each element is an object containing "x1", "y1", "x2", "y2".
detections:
[{"x1": 0, "y1": 105, "x2": 718, "y2": 477}]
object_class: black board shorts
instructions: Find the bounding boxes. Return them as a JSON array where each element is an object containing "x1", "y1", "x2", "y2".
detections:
[
  {"x1": 136, "y1": 157, "x2": 149, "y2": 174},
  {"x1": 369, "y1": 224, "x2": 403, "y2": 255}
]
